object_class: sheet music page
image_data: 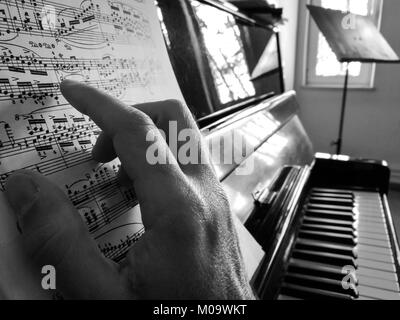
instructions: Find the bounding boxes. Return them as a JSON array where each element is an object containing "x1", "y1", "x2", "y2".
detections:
[{"x1": 0, "y1": 0, "x2": 183, "y2": 297}]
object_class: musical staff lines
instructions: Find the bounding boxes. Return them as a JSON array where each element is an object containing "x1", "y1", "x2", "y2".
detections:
[
  {"x1": 0, "y1": 120, "x2": 97, "y2": 159},
  {"x1": 66, "y1": 165, "x2": 138, "y2": 234},
  {"x1": 0, "y1": 45, "x2": 162, "y2": 105},
  {"x1": 0, "y1": 0, "x2": 174, "y2": 262},
  {"x1": 0, "y1": 48, "x2": 143, "y2": 76},
  {"x1": 0, "y1": 148, "x2": 94, "y2": 189},
  {"x1": 98, "y1": 228, "x2": 145, "y2": 262},
  {"x1": 0, "y1": 0, "x2": 152, "y2": 48},
  {"x1": 0, "y1": 114, "x2": 99, "y2": 188}
]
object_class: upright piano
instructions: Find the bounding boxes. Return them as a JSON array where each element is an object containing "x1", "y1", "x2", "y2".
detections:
[
  {"x1": 157, "y1": 0, "x2": 400, "y2": 300},
  {"x1": 203, "y1": 91, "x2": 400, "y2": 300}
]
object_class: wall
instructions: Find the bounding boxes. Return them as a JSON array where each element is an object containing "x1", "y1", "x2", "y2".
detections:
[{"x1": 294, "y1": 0, "x2": 400, "y2": 184}]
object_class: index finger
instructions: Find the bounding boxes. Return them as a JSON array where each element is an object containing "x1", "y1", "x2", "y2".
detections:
[
  {"x1": 60, "y1": 79, "x2": 148, "y2": 137},
  {"x1": 60, "y1": 79, "x2": 184, "y2": 229}
]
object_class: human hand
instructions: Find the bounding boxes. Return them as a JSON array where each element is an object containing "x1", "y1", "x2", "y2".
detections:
[{"x1": 4, "y1": 80, "x2": 254, "y2": 300}]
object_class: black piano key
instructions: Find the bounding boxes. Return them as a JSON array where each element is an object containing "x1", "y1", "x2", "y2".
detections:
[
  {"x1": 276, "y1": 188, "x2": 399, "y2": 300},
  {"x1": 284, "y1": 272, "x2": 359, "y2": 298},
  {"x1": 309, "y1": 196, "x2": 354, "y2": 207},
  {"x1": 307, "y1": 203, "x2": 355, "y2": 212},
  {"x1": 311, "y1": 188, "x2": 354, "y2": 196},
  {"x1": 298, "y1": 230, "x2": 357, "y2": 246},
  {"x1": 296, "y1": 239, "x2": 357, "y2": 258},
  {"x1": 301, "y1": 223, "x2": 356, "y2": 236},
  {"x1": 310, "y1": 192, "x2": 353, "y2": 200},
  {"x1": 277, "y1": 295, "x2": 302, "y2": 300},
  {"x1": 305, "y1": 209, "x2": 356, "y2": 222},
  {"x1": 280, "y1": 283, "x2": 354, "y2": 300},
  {"x1": 292, "y1": 249, "x2": 357, "y2": 268},
  {"x1": 302, "y1": 216, "x2": 356, "y2": 229},
  {"x1": 288, "y1": 259, "x2": 359, "y2": 283}
]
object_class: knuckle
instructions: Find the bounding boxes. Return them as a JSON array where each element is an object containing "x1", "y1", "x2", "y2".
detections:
[
  {"x1": 125, "y1": 108, "x2": 153, "y2": 126},
  {"x1": 113, "y1": 108, "x2": 155, "y2": 136},
  {"x1": 164, "y1": 99, "x2": 188, "y2": 115}
]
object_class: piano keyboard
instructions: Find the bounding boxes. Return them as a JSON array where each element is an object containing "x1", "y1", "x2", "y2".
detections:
[{"x1": 278, "y1": 188, "x2": 400, "y2": 300}]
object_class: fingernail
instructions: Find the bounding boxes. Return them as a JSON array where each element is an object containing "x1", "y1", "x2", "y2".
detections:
[{"x1": 5, "y1": 174, "x2": 40, "y2": 218}]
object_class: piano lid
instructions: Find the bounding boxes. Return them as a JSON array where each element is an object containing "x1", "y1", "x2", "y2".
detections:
[{"x1": 156, "y1": 0, "x2": 283, "y2": 120}]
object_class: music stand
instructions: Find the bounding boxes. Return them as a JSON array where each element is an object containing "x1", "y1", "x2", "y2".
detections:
[{"x1": 307, "y1": 5, "x2": 400, "y2": 154}]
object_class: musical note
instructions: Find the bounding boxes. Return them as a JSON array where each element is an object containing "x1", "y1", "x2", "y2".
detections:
[
  {"x1": 65, "y1": 165, "x2": 138, "y2": 234},
  {"x1": 0, "y1": 0, "x2": 183, "y2": 263},
  {"x1": 0, "y1": 0, "x2": 152, "y2": 48},
  {"x1": 98, "y1": 227, "x2": 145, "y2": 261},
  {"x1": 0, "y1": 45, "x2": 163, "y2": 105}
]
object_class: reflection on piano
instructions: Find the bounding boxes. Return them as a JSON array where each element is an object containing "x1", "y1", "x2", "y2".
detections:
[{"x1": 203, "y1": 91, "x2": 400, "y2": 300}]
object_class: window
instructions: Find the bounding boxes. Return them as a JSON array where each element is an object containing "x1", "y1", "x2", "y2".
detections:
[
  {"x1": 191, "y1": 0, "x2": 256, "y2": 105},
  {"x1": 305, "y1": 0, "x2": 383, "y2": 88}
]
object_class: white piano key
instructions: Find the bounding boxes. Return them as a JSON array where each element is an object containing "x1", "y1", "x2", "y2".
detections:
[
  {"x1": 358, "y1": 216, "x2": 385, "y2": 222},
  {"x1": 357, "y1": 221, "x2": 386, "y2": 227},
  {"x1": 358, "y1": 232, "x2": 390, "y2": 241},
  {"x1": 357, "y1": 249, "x2": 394, "y2": 264},
  {"x1": 357, "y1": 208, "x2": 384, "y2": 214},
  {"x1": 356, "y1": 205, "x2": 383, "y2": 212},
  {"x1": 357, "y1": 216, "x2": 385, "y2": 224},
  {"x1": 357, "y1": 202, "x2": 383, "y2": 207},
  {"x1": 356, "y1": 200, "x2": 382, "y2": 204},
  {"x1": 358, "y1": 275, "x2": 400, "y2": 292},
  {"x1": 358, "y1": 212, "x2": 382, "y2": 216},
  {"x1": 358, "y1": 214, "x2": 384, "y2": 221},
  {"x1": 358, "y1": 237, "x2": 391, "y2": 248},
  {"x1": 357, "y1": 267, "x2": 398, "y2": 282},
  {"x1": 357, "y1": 224, "x2": 388, "y2": 235},
  {"x1": 357, "y1": 226, "x2": 388, "y2": 236},
  {"x1": 357, "y1": 217, "x2": 386, "y2": 224},
  {"x1": 358, "y1": 205, "x2": 382, "y2": 208},
  {"x1": 356, "y1": 223, "x2": 387, "y2": 234},
  {"x1": 357, "y1": 258, "x2": 396, "y2": 273},
  {"x1": 357, "y1": 244, "x2": 393, "y2": 256},
  {"x1": 357, "y1": 210, "x2": 382, "y2": 214},
  {"x1": 357, "y1": 228, "x2": 388, "y2": 237},
  {"x1": 357, "y1": 286, "x2": 400, "y2": 300},
  {"x1": 356, "y1": 198, "x2": 382, "y2": 203}
]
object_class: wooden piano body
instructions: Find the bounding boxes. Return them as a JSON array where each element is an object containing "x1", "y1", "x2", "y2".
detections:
[{"x1": 203, "y1": 91, "x2": 400, "y2": 300}]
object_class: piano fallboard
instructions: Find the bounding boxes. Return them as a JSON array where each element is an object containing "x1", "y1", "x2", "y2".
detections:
[{"x1": 203, "y1": 91, "x2": 314, "y2": 223}]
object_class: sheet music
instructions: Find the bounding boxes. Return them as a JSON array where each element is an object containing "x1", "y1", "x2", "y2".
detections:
[{"x1": 0, "y1": 0, "x2": 183, "y2": 263}]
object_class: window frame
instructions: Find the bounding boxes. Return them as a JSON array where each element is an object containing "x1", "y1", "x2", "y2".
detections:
[{"x1": 302, "y1": 0, "x2": 384, "y2": 89}]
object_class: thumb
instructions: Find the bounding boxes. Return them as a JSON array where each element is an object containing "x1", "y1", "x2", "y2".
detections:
[{"x1": 4, "y1": 170, "x2": 132, "y2": 299}]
